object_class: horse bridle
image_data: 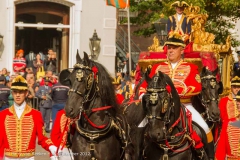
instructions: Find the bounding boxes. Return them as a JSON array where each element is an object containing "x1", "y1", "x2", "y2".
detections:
[
  {"x1": 145, "y1": 86, "x2": 173, "y2": 125},
  {"x1": 200, "y1": 74, "x2": 219, "y2": 120},
  {"x1": 68, "y1": 63, "x2": 99, "y2": 113}
]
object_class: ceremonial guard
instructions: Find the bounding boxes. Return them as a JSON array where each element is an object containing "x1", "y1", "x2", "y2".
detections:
[
  {"x1": 167, "y1": 1, "x2": 191, "y2": 42},
  {"x1": 122, "y1": 70, "x2": 136, "y2": 99},
  {"x1": 139, "y1": 31, "x2": 213, "y2": 159},
  {"x1": 0, "y1": 75, "x2": 57, "y2": 160},
  {"x1": 50, "y1": 109, "x2": 73, "y2": 160},
  {"x1": 51, "y1": 80, "x2": 69, "y2": 127},
  {"x1": 215, "y1": 90, "x2": 240, "y2": 160},
  {"x1": 0, "y1": 75, "x2": 10, "y2": 111},
  {"x1": 36, "y1": 77, "x2": 52, "y2": 133},
  {"x1": 218, "y1": 76, "x2": 240, "y2": 123},
  {"x1": 112, "y1": 76, "x2": 124, "y2": 105}
]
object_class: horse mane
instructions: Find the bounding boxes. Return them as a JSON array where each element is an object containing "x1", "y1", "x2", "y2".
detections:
[
  {"x1": 163, "y1": 74, "x2": 181, "y2": 119},
  {"x1": 84, "y1": 59, "x2": 119, "y2": 114}
]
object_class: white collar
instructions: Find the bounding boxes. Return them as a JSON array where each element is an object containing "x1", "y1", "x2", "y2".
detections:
[
  {"x1": 14, "y1": 101, "x2": 26, "y2": 111},
  {"x1": 177, "y1": 14, "x2": 182, "y2": 21},
  {"x1": 171, "y1": 62, "x2": 178, "y2": 69}
]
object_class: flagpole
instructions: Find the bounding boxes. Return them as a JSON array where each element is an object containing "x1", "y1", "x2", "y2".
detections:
[{"x1": 127, "y1": 1, "x2": 132, "y2": 73}]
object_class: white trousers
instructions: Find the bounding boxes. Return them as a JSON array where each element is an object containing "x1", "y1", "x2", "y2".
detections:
[
  {"x1": 4, "y1": 157, "x2": 34, "y2": 160},
  {"x1": 184, "y1": 103, "x2": 210, "y2": 133}
]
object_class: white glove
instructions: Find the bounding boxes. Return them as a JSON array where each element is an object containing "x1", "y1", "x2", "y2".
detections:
[
  {"x1": 50, "y1": 156, "x2": 58, "y2": 160},
  {"x1": 49, "y1": 145, "x2": 58, "y2": 156}
]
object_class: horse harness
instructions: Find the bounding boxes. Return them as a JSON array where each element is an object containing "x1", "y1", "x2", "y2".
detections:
[
  {"x1": 67, "y1": 63, "x2": 128, "y2": 160},
  {"x1": 143, "y1": 86, "x2": 195, "y2": 160},
  {"x1": 200, "y1": 74, "x2": 219, "y2": 121}
]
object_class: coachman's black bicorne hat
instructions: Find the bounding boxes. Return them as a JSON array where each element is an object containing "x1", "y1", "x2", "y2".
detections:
[
  {"x1": 171, "y1": 1, "x2": 189, "y2": 8},
  {"x1": 164, "y1": 31, "x2": 185, "y2": 47}
]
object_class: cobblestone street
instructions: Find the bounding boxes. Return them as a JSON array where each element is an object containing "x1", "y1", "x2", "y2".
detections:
[{"x1": 35, "y1": 133, "x2": 50, "y2": 160}]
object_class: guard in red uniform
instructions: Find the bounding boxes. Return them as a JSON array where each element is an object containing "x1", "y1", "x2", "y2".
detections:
[
  {"x1": 0, "y1": 75, "x2": 57, "y2": 160},
  {"x1": 50, "y1": 109, "x2": 73, "y2": 160},
  {"x1": 139, "y1": 31, "x2": 213, "y2": 159},
  {"x1": 215, "y1": 90, "x2": 240, "y2": 160},
  {"x1": 218, "y1": 76, "x2": 240, "y2": 123},
  {"x1": 112, "y1": 76, "x2": 124, "y2": 105}
]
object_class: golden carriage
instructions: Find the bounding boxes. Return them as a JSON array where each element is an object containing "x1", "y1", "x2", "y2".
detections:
[{"x1": 137, "y1": 5, "x2": 233, "y2": 97}]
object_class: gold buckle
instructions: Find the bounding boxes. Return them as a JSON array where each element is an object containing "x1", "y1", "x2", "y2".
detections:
[{"x1": 90, "y1": 143, "x2": 95, "y2": 150}]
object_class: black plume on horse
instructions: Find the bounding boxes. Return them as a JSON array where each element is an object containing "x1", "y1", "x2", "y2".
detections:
[{"x1": 60, "y1": 52, "x2": 127, "y2": 160}]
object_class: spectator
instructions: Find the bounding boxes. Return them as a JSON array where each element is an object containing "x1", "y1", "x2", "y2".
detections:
[
  {"x1": 25, "y1": 51, "x2": 36, "y2": 74},
  {"x1": 0, "y1": 75, "x2": 10, "y2": 111},
  {"x1": 2, "y1": 68, "x2": 10, "y2": 82},
  {"x1": 36, "y1": 78, "x2": 53, "y2": 133},
  {"x1": 46, "y1": 49, "x2": 57, "y2": 73},
  {"x1": 13, "y1": 49, "x2": 26, "y2": 76},
  {"x1": 39, "y1": 70, "x2": 57, "y2": 87},
  {"x1": 51, "y1": 80, "x2": 69, "y2": 127}
]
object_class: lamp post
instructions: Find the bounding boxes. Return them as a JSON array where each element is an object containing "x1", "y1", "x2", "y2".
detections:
[
  {"x1": 0, "y1": 34, "x2": 3, "y2": 59},
  {"x1": 89, "y1": 30, "x2": 101, "y2": 60},
  {"x1": 154, "y1": 14, "x2": 168, "y2": 46}
]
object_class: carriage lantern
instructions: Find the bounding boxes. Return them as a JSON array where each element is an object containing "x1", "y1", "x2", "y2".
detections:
[
  {"x1": 154, "y1": 14, "x2": 168, "y2": 46},
  {"x1": 89, "y1": 29, "x2": 101, "y2": 60},
  {"x1": 0, "y1": 34, "x2": 3, "y2": 59}
]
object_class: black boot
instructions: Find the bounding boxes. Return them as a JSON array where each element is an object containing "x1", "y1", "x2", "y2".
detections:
[
  {"x1": 195, "y1": 148, "x2": 209, "y2": 160},
  {"x1": 205, "y1": 141, "x2": 214, "y2": 160}
]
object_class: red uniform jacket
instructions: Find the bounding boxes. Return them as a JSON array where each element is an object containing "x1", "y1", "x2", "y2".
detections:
[
  {"x1": 0, "y1": 105, "x2": 53, "y2": 159},
  {"x1": 139, "y1": 60, "x2": 202, "y2": 102},
  {"x1": 51, "y1": 110, "x2": 71, "y2": 149},
  {"x1": 219, "y1": 95, "x2": 238, "y2": 123},
  {"x1": 215, "y1": 121, "x2": 240, "y2": 160}
]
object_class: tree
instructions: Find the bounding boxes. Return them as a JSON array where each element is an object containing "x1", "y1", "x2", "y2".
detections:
[{"x1": 123, "y1": 0, "x2": 240, "y2": 47}]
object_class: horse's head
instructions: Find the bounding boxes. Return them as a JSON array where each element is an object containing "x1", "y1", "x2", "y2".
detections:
[
  {"x1": 200, "y1": 67, "x2": 222, "y2": 122},
  {"x1": 142, "y1": 69, "x2": 180, "y2": 142},
  {"x1": 59, "y1": 52, "x2": 100, "y2": 118}
]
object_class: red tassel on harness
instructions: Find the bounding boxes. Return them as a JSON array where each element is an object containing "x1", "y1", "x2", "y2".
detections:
[
  {"x1": 166, "y1": 85, "x2": 171, "y2": 94},
  {"x1": 92, "y1": 66, "x2": 98, "y2": 79}
]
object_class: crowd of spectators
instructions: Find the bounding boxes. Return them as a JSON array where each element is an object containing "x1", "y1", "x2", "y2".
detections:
[{"x1": 0, "y1": 48, "x2": 68, "y2": 133}]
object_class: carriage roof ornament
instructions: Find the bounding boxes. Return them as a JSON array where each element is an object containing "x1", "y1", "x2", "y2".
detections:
[{"x1": 89, "y1": 29, "x2": 101, "y2": 61}]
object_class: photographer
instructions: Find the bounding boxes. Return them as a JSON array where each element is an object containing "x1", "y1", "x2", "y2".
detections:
[
  {"x1": 46, "y1": 49, "x2": 57, "y2": 74},
  {"x1": 39, "y1": 70, "x2": 57, "y2": 87}
]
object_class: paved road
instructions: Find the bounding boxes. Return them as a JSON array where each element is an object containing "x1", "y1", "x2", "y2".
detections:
[{"x1": 35, "y1": 133, "x2": 50, "y2": 160}]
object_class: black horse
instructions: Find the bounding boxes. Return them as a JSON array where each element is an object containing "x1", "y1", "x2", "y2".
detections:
[
  {"x1": 60, "y1": 52, "x2": 127, "y2": 160},
  {"x1": 192, "y1": 67, "x2": 223, "y2": 145},
  {"x1": 141, "y1": 70, "x2": 210, "y2": 160},
  {"x1": 192, "y1": 67, "x2": 222, "y2": 122},
  {"x1": 121, "y1": 73, "x2": 146, "y2": 160}
]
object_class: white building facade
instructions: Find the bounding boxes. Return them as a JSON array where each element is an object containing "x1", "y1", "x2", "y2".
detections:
[{"x1": 0, "y1": 0, "x2": 117, "y2": 75}]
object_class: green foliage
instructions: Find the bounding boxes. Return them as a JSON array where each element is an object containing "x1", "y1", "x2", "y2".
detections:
[{"x1": 125, "y1": 0, "x2": 240, "y2": 47}]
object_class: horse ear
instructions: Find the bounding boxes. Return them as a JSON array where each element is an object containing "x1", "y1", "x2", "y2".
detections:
[
  {"x1": 83, "y1": 52, "x2": 90, "y2": 65},
  {"x1": 76, "y1": 50, "x2": 82, "y2": 63},
  {"x1": 144, "y1": 67, "x2": 151, "y2": 83}
]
